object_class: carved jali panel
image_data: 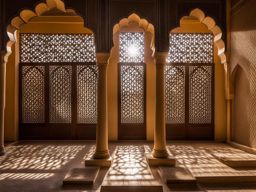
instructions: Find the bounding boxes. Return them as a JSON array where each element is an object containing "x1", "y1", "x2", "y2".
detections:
[
  {"x1": 49, "y1": 66, "x2": 72, "y2": 123},
  {"x1": 165, "y1": 66, "x2": 185, "y2": 124},
  {"x1": 189, "y1": 66, "x2": 212, "y2": 124},
  {"x1": 77, "y1": 65, "x2": 98, "y2": 124},
  {"x1": 20, "y1": 34, "x2": 96, "y2": 63},
  {"x1": 167, "y1": 33, "x2": 213, "y2": 63},
  {"x1": 165, "y1": 32, "x2": 214, "y2": 139},
  {"x1": 20, "y1": 33, "x2": 98, "y2": 139},
  {"x1": 120, "y1": 65, "x2": 145, "y2": 124},
  {"x1": 22, "y1": 66, "x2": 45, "y2": 123}
]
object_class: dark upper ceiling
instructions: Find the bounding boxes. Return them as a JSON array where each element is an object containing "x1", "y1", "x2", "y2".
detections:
[{"x1": 0, "y1": 0, "x2": 226, "y2": 52}]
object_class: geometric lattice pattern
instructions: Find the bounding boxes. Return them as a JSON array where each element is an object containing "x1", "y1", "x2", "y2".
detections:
[
  {"x1": 77, "y1": 65, "x2": 98, "y2": 124},
  {"x1": 20, "y1": 34, "x2": 96, "y2": 63},
  {"x1": 22, "y1": 66, "x2": 45, "y2": 123},
  {"x1": 189, "y1": 66, "x2": 212, "y2": 124},
  {"x1": 119, "y1": 32, "x2": 144, "y2": 63},
  {"x1": 121, "y1": 65, "x2": 144, "y2": 123},
  {"x1": 49, "y1": 66, "x2": 72, "y2": 123},
  {"x1": 167, "y1": 33, "x2": 213, "y2": 63},
  {"x1": 165, "y1": 65, "x2": 185, "y2": 124}
]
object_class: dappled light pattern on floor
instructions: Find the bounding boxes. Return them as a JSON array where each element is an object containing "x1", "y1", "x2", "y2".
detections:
[
  {"x1": 204, "y1": 144, "x2": 256, "y2": 161},
  {"x1": 0, "y1": 173, "x2": 54, "y2": 181},
  {"x1": 83, "y1": 145, "x2": 96, "y2": 160},
  {"x1": 0, "y1": 142, "x2": 93, "y2": 192},
  {"x1": 103, "y1": 145, "x2": 158, "y2": 185},
  {"x1": 0, "y1": 144, "x2": 85, "y2": 171},
  {"x1": 168, "y1": 143, "x2": 256, "y2": 177}
]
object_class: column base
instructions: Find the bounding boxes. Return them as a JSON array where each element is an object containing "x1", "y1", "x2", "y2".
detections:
[
  {"x1": 93, "y1": 150, "x2": 110, "y2": 159},
  {"x1": 85, "y1": 157, "x2": 112, "y2": 167},
  {"x1": 152, "y1": 148, "x2": 169, "y2": 158},
  {"x1": 0, "y1": 146, "x2": 5, "y2": 156},
  {"x1": 146, "y1": 153, "x2": 176, "y2": 167},
  {"x1": 63, "y1": 167, "x2": 100, "y2": 186}
]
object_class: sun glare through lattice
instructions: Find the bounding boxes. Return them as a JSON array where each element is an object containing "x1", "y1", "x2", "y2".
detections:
[{"x1": 120, "y1": 32, "x2": 144, "y2": 63}]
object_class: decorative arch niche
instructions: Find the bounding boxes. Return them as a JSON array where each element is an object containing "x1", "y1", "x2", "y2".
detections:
[
  {"x1": 107, "y1": 13, "x2": 155, "y2": 140},
  {"x1": 167, "y1": 8, "x2": 228, "y2": 141},
  {"x1": 231, "y1": 64, "x2": 250, "y2": 146},
  {"x1": 4, "y1": 0, "x2": 98, "y2": 141}
]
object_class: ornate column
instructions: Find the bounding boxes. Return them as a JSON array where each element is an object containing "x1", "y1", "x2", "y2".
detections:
[
  {"x1": 152, "y1": 53, "x2": 168, "y2": 158},
  {"x1": 93, "y1": 53, "x2": 110, "y2": 159},
  {"x1": 146, "y1": 53, "x2": 175, "y2": 166},
  {"x1": 0, "y1": 51, "x2": 6, "y2": 156},
  {"x1": 85, "y1": 53, "x2": 111, "y2": 167}
]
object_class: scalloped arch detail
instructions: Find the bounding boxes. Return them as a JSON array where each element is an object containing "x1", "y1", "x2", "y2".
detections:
[
  {"x1": 110, "y1": 13, "x2": 155, "y2": 64},
  {"x1": 4, "y1": 0, "x2": 94, "y2": 64},
  {"x1": 112, "y1": 13, "x2": 155, "y2": 36},
  {"x1": 6, "y1": 0, "x2": 82, "y2": 44},
  {"x1": 176, "y1": 8, "x2": 227, "y2": 65}
]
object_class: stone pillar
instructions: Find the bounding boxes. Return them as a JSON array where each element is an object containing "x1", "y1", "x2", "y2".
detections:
[
  {"x1": 0, "y1": 52, "x2": 6, "y2": 156},
  {"x1": 152, "y1": 53, "x2": 169, "y2": 158},
  {"x1": 93, "y1": 53, "x2": 110, "y2": 159}
]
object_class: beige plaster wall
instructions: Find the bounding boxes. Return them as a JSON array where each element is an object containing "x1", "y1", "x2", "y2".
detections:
[
  {"x1": 232, "y1": 66, "x2": 250, "y2": 146},
  {"x1": 230, "y1": 0, "x2": 256, "y2": 147}
]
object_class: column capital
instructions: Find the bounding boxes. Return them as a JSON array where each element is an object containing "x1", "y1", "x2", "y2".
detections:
[
  {"x1": 96, "y1": 53, "x2": 110, "y2": 66},
  {"x1": 156, "y1": 52, "x2": 168, "y2": 65}
]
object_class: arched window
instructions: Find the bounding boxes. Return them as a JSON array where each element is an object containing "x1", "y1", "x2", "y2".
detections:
[
  {"x1": 166, "y1": 33, "x2": 214, "y2": 139},
  {"x1": 119, "y1": 31, "x2": 146, "y2": 139},
  {"x1": 20, "y1": 33, "x2": 98, "y2": 139}
]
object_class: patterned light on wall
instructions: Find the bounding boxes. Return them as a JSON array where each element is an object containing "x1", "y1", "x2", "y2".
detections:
[
  {"x1": 20, "y1": 34, "x2": 96, "y2": 63},
  {"x1": 119, "y1": 32, "x2": 144, "y2": 63},
  {"x1": 167, "y1": 33, "x2": 213, "y2": 63}
]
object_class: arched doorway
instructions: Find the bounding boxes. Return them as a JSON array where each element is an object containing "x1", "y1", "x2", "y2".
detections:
[
  {"x1": 4, "y1": 1, "x2": 98, "y2": 140},
  {"x1": 118, "y1": 32, "x2": 146, "y2": 140},
  {"x1": 107, "y1": 14, "x2": 155, "y2": 141},
  {"x1": 20, "y1": 36, "x2": 98, "y2": 140},
  {"x1": 166, "y1": 33, "x2": 214, "y2": 140},
  {"x1": 165, "y1": 8, "x2": 228, "y2": 140}
]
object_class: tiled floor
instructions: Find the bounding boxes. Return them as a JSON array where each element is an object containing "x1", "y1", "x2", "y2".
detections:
[{"x1": 0, "y1": 141, "x2": 256, "y2": 192}]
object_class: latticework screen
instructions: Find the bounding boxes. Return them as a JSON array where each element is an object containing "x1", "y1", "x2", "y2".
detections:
[
  {"x1": 120, "y1": 65, "x2": 145, "y2": 124},
  {"x1": 77, "y1": 65, "x2": 98, "y2": 124},
  {"x1": 165, "y1": 66, "x2": 185, "y2": 124},
  {"x1": 49, "y1": 66, "x2": 72, "y2": 123},
  {"x1": 20, "y1": 33, "x2": 98, "y2": 127},
  {"x1": 167, "y1": 33, "x2": 213, "y2": 63},
  {"x1": 119, "y1": 32, "x2": 144, "y2": 63},
  {"x1": 189, "y1": 66, "x2": 212, "y2": 124},
  {"x1": 20, "y1": 34, "x2": 96, "y2": 63},
  {"x1": 166, "y1": 33, "x2": 214, "y2": 138},
  {"x1": 22, "y1": 66, "x2": 45, "y2": 123}
]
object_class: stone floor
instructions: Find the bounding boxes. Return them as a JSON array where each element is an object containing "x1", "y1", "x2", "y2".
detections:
[{"x1": 0, "y1": 141, "x2": 256, "y2": 192}]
